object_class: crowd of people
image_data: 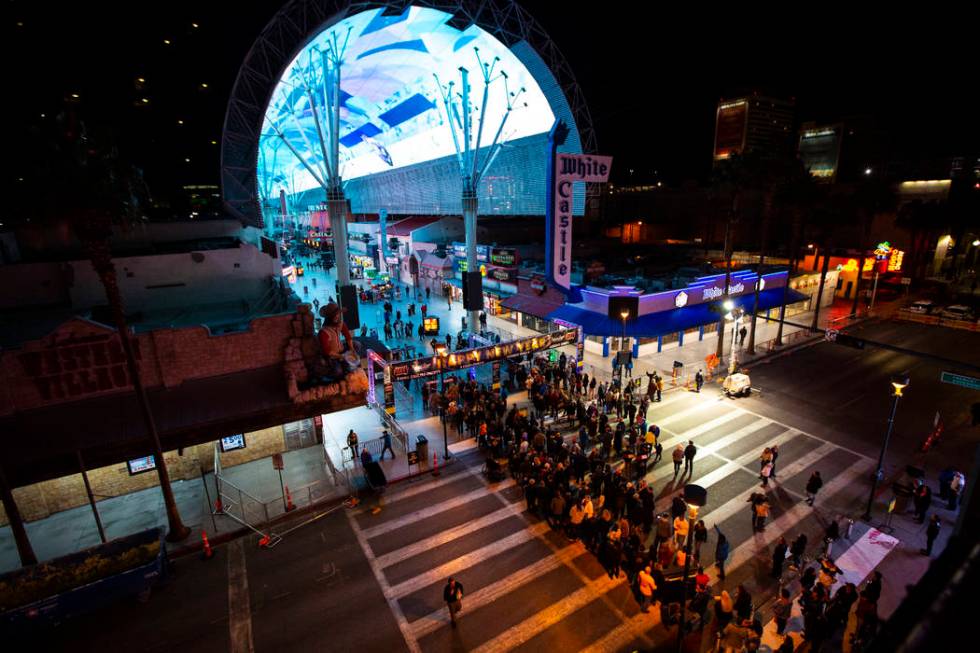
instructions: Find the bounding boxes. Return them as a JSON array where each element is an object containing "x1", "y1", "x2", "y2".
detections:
[{"x1": 418, "y1": 353, "x2": 890, "y2": 651}]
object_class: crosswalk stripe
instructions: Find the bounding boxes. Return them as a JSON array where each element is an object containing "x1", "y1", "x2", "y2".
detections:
[
  {"x1": 662, "y1": 428, "x2": 800, "y2": 492},
  {"x1": 361, "y1": 479, "x2": 516, "y2": 540},
  {"x1": 705, "y1": 460, "x2": 874, "y2": 584},
  {"x1": 469, "y1": 574, "x2": 626, "y2": 653},
  {"x1": 735, "y1": 404, "x2": 876, "y2": 463},
  {"x1": 409, "y1": 543, "x2": 586, "y2": 639},
  {"x1": 388, "y1": 521, "x2": 551, "y2": 599},
  {"x1": 355, "y1": 466, "x2": 473, "y2": 513},
  {"x1": 697, "y1": 441, "x2": 837, "y2": 530},
  {"x1": 577, "y1": 610, "x2": 658, "y2": 653},
  {"x1": 667, "y1": 408, "x2": 744, "y2": 439},
  {"x1": 347, "y1": 511, "x2": 422, "y2": 653},
  {"x1": 653, "y1": 398, "x2": 724, "y2": 426},
  {"x1": 375, "y1": 506, "x2": 517, "y2": 569}
]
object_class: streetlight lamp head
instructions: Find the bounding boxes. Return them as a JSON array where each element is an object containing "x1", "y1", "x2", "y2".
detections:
[
  {"x1": 972, "y1": 239, "x2": 980, "y2": 247},
  {"x1": 723, "y1": 300, "x2": 735, "y2": 312},
  {"x1": 620, "y1": 309, "x2": 630, "y2": 320},
  {"x1": 864, "y1": 167, "x2": 872, "y2": 176},
  {"x1": 890, "y1": 373, "x2": 910, "y2": 397}
]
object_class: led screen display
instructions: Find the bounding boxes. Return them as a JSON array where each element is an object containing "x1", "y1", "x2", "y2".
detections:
[{"x1": 260, "y1": 6, "x2": 569, "y2": 217}]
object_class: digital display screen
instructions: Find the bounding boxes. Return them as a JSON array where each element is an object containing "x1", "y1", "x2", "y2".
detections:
[
  {"x1": 259, "y1": 6, "x2": 565, "y2": 217},
  {"x1": 127, "y1": 456, "x2": 157, "y2": 475},
  {"x1": 799, "y1": 126, "x2": 841, "y2": 179},
  {"x1": 220, "y1": 434, "x2": 247, "y2": 452}
]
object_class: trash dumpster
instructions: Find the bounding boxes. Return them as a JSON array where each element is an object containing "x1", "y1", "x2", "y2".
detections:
[{"x1": 416, "y1": 434, "x2": 429, "y2": 467}]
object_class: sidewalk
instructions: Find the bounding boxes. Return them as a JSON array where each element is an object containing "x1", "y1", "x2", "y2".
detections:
[{"x1": 0, "y1": 443, "x2": 341, "y2": 574}]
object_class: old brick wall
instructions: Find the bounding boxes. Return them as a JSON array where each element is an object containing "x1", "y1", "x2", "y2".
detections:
[{"x1": 0, "y1": 425, "x2": 286, "y2": 526}]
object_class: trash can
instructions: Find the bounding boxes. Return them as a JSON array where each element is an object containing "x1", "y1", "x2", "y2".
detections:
[{"x1": 416, "y1": 435, "x2": 429, "y2": 466}]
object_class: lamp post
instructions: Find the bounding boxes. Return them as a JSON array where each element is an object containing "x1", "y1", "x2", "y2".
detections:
[
  {"x1": 620, "y1": 309, "x2": 630, "y2": 384},
  {"x1": 435, "y1": 346, "x2": 451, "y2": 460},
  {"x1": 676, "y1": 484, "x2": 707, "y2": 653},
  {"x1": 723, "y1": 301, "x2": 742, "y2": 374},
  {"x1": 862, "y1": 373, "x2": 910, "y2": 521}
]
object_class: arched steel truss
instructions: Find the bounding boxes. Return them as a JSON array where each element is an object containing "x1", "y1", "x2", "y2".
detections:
[{"x1": 220, "y1": 0, "x2": 596, "y2": 227}]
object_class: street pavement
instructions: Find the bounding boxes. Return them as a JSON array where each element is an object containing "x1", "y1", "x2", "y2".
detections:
[{"x1": 28, "y1": 377, "x2": 966, "y2": 652}]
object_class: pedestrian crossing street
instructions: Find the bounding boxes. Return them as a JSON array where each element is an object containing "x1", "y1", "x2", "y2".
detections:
[{"x1": 348, "y1": 389, "x2": 881, "y2": 653}]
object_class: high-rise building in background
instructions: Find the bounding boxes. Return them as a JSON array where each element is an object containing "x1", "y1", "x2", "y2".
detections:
[
  {"x1": 713, "y1": 93, "x2": 795, "y2": 164},
  {"x1": 798, "y1": 122, "x2": 843, "y2": 181}
]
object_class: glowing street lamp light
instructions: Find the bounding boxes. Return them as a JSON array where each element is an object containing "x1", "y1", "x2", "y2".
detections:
[
  {"x1": 619, "y1": 309, "x2": 630, "y2": 383},
  {"x1": 863, "y1": 373, "x2": 910, "y2": 521}
]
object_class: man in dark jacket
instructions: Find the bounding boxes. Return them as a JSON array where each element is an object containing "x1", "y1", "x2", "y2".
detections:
[
  {"x1": 444, "y1": 577, "x2": 464, "y2": 627},
  {"x1": 772, "y1": 537, "x2": 789, "y2": 579},
  {"x1": 922, "y1": 515, "x2": 941, "y2": 556},
  {"x1": 805, "y1": 471, "x2": 823, "y2": 506},
  {"x1": 684, "y1": 440, "x2": 697, "y2": 474},
  {"x1": 715, "y1": 526, "x2": 730, "y2": 580}
]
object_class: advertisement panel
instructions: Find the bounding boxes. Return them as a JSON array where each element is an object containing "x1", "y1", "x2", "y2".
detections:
[
  {"x1": 127, "y1": 456, "x2": 157, "y2": 475},
  {"x1": 714, "y1": 100, "x2": 748, "y2": 160}
]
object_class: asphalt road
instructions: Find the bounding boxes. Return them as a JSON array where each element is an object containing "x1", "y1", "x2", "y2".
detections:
[{"x1": 740, "y1": 318, "x2": 980, "y2": 478}]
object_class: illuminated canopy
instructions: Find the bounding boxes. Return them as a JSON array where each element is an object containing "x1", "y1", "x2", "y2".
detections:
[{"x1": 223, "y1": 1, "x2": 593, "y2": 225}]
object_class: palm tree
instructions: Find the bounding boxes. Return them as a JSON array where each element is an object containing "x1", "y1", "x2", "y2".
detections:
[
  {"x1": 808, "y1": 193, "x2": 851, "y2": 331},
  {"x1": 710, "y1": 154, "x2": 752, "y2": 359},
  {"x1": 775, "y1": 172, "x2": 821, "y2": 345},
  {"x1": 41, "y1": 111, "x2": 190, "y2": 542},
  {"x1": 848, "y1": 178, "x2": 898, "y2": 316}
]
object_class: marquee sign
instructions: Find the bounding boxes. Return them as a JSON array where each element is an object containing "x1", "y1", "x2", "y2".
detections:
[
  {"x1": 387, "y1": 327, "x2": 581, "y2": 382},
  {"x1": 551, "y1": 154, "x2": 612, "y2": 290}
]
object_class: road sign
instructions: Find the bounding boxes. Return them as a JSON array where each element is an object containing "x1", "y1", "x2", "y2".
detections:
[
  {"x1": 940, "y1": 370, "x2": 980, "y2": 391},
  {"x1": 272, "y1": 453, "x2": 284, "y2": 470},
  {"x1": 900, "y1": 277, "x2": 912, "y2": 285}
]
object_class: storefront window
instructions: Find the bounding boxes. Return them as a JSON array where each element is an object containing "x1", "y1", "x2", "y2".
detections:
[{"x1": 661, "y1": 331, "x2": 679, "y2": 346}]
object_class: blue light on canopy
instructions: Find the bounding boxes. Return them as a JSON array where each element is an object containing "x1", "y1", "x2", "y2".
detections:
[{"x1": 259, "y1": 5, "x2": 558, "y2": 214}]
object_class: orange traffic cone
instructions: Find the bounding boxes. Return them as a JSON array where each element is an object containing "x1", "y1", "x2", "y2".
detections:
[
  {"x1": 214, "y1": 497, "x2": 224, "y2": 514},
  {"x1": 432, "y1": 452, "x2": 441, "y2": 477},
  {"x1": 201, "y1": 531, "x2": 214, "y2": 560},
  {"x1": 258, "y1": 534, "x2": 271, "y2": 548},
  {"x1": 285, "y1": 485, "x2": 296, "y2": 512}
]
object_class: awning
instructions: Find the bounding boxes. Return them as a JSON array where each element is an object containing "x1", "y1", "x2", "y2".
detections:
[
  {"x1": 500, "y1": 294, "x2": 565, "y2": 319},
  {"x1": 547, "y1": 287, "x2": 810, "y2": 338}
]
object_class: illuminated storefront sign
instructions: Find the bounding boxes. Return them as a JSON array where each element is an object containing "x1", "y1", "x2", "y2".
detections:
[
  {"x1": 388, "y1": 327, "x2": 581, "y2": 381},
  {"x1": 220, "y1": 434, "x2": 246, "y2": 452},
  {"x1": 127, "y1": 456, "x2": 157, "y2": 475},
  {"x1": 702, "y1": 282, "x2": 745, "y2": 301},
  {"x1": 490, "y1": 248, "x2": 517, "y2": 266},
  {"x1": 551, "y1": 154, "x2": 613, "y2": 290}
]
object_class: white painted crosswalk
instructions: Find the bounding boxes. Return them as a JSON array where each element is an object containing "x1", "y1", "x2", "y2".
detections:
[{"x1": 346, "y1": 389, "x2": 885, "y2": 653}]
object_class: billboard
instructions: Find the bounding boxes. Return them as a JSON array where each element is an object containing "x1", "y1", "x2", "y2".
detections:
[
  {"x1": 713, "y1": 100, "x2": 748, "y2": 160},
  {"x1": 799, "y1": 125, "x2": 842, "y2": 179}
]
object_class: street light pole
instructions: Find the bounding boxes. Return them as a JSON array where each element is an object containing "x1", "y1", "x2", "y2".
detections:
[
  {"x1": 863, "y1": 374, "x2": 910, "y2": 521},
  {"x1": 620, "y1": 309, "x2": 630, "y2": 385}
]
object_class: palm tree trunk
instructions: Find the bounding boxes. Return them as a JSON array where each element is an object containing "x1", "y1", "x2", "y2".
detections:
[
  {"x1": 87, "y1": 244, "x2": 190, "y2": 543},
  {"x1": 746, "y1": 194, "x2": 773, "y2": 355},
  {"x1": 776, "y1": 209, "x2": 803, "y2": 346},
  {"x1": 0, "y1": 463, "x2": 36, "y2": 566},
  {"x1": 850, "y1": 215, "x2": 873, "y2": 316},
  {"x1": 810, "y1": 246, "x2": 832, "y2": 331},
  {"x1": 716, "y1": 215, "x2": 734, "y2": 358}
]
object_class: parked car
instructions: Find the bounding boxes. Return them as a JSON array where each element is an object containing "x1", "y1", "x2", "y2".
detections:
[
  {"x1": 908, "y1": 300, "x2": 935, "y2": 314},
  {"x1": 939, "y1": 305, "x2": 976, "y2": 321}
]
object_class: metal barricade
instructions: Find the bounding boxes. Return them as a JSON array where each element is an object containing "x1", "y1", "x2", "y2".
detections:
[{"x1": 212, "y1": 444, "x2": 282, "y2": 548}]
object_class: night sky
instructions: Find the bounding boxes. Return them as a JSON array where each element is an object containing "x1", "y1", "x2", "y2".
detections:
[{"x1": 11, "y1": 1, "x2": 977, "y2": 201}]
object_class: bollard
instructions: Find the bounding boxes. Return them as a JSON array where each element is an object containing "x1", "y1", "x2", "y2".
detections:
[
  {"x1": 214, "y1": 497, "x2": 224, "y2": 514},
  {"x1": 432, "y1": 452, "x2": 441, "y2": 477},
  {"x1": 285, "y1": 485, "x2": 296, "y2": 512},
  {"x1": 201, "y1": 531, "x2": 214, "y2": 560},
  {"x1": 844, "y1": 518, "x2": 855, "y2": 540}
]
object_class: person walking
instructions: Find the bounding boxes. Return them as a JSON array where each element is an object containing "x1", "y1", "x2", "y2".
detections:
[
  {"x1": 695, "y1": 369, "x2": 704, "y2": 393},
  {"x1": 773, "y1": 588, "x2": 793, "y2": 636},
  {"x1": 684, "y1": 440, "x2": 697, "y2": 474},
  {"x1": 739, "y1": 326, "x2": 748, "y2": 347},
  {"x1": 347, "y1": 429, "x2": 359, "y2": 461},
  {"x1": 790, "y1": 533, "x2": 808, "y2": 569},
  {"x1": 754, "y1": 499, "x2": 770, "y2": 531},
  {"x1": 922, "y1": 514, "x2": 941, "y2": 556},
  {"x1": 948, "y1": 471, "x2": 965, "y2": 510},
  {"x1": 379, "y1": 430, "x2": 395, "y2": 460},
  {"x1": 913, "y1": 482, "x2": 932, "y2": 523},
  {"x1": 637, "y1": 565, "x2": 657, "y2": 613},
  {"x1": 772, "y1": 537, "x2": 788, "y2": 579},
  {"x1": 443, "y1": 577, "x2": 464, "y2": 627},
  {"x1": 672, "y1": 444, "x2": 684, "y2": 476},
  {"x1": 805, "y1": 471, "x2": 823, "y2": 506},
  {"x1": 715, "y1": 526, "x2": 730, "y2": 580},
  {"x1": 760, "y1": 461, "x2": 773, "y2": 487},
  {"x1": 673, "y1": 514, "x2": 689, "y2": 547},
  {"x1": 770, "y1": 444, "x2": 780, "y2": 479},
  {"x1": 692, "y1": 519, "x2": 708, "y2": 558}
]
